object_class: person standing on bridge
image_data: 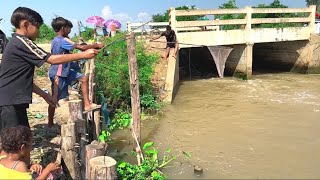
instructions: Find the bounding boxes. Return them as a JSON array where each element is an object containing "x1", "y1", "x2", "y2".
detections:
[{"x1": 151, "y1": 25, "x2": 179, "y2": 60}]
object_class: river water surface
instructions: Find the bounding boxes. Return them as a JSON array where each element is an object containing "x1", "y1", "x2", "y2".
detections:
[{"x1": 111, "y1": 73, "x2": 320, "y2": 179}]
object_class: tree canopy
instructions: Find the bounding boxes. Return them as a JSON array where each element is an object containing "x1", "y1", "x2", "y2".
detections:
[
  {"x1": 152, "y1": 5, "x2": 204, "y2": 22},
  {"x1": 37, "y1": 24, "x2": 55, "y2": 41},
  {"x1": 306, "y1": 0, "x2": 320, "y2": 10},
  {"x1": 215, "y1": 0, "x2": 305, "y2": 30}
]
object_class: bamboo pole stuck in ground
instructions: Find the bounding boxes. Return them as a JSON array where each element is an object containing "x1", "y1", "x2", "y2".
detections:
[
  {"x1": 126, "y1": 32, "x2": 143, "y2": 163},
  {"x1": 89, "y1": 156, "x2": 117, "y2": 180}
]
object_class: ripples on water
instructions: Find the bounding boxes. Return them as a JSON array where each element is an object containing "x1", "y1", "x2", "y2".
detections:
[{"x1": 110, "y1": 73, "x2": 320, "y2": 179}]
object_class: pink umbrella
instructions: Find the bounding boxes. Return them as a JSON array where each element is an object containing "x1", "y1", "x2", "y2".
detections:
[
  {"x1": 86, "y1": 16, "x2": 105, "y2": 26},
  {"x1": 104, "y1": 19, "x2": 121, "y2": 29}
]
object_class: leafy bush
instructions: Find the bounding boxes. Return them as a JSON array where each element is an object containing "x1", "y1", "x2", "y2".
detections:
[
  {"x1": 117, "y1": 142, "x2": 191, "y2": 180},
  {"x1": 95, "y1": 33, "x2": 160, "y2": 113},
  {"x1": 108, "y1": 109, "x2": 132, "y2": 131},
  {"x1": 152, "y1": 5, "x2": 204, "y2": 22},
  {"x1": 81, "y1": 27, "x2": 94, "y2": 41},
  {"x1": 36, "y1": 24, "x2": 55, "y2": 43}
]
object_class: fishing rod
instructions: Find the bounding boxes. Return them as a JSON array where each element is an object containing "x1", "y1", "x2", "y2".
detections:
[
  {"x1": 101, "y1": 20, "x2": 154, "y2": 52},
  {"x1": 87, "y1": 20, "x2": 155, "y2": 75},
  {"x1": 149, "y1": 40, "x2": 205, "y2": 47}
]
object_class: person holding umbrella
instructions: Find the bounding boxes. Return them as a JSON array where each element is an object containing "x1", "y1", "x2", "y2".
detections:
[
  {"x1": 86, "y1": 16, "x2": 105, "y2": 41},
  {"x1": 104, "y1": 19, "x2": 121, "y2": 37}
]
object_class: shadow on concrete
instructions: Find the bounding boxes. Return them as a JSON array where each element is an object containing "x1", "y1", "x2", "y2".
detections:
[
  {"x1": 253, "y1": 41, "x2": 309, "y2": 74},
  {"x1": 179, "y1": 47, "x2": 219, "y2": 80}
]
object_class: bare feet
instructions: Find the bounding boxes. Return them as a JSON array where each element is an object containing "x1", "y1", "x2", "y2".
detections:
[
  {"x1": 83, "y1": 103, "x2": 101, "y2": 113},
  {"x1": 172, "y1": 54, "x2": 176, "y2": 59}
]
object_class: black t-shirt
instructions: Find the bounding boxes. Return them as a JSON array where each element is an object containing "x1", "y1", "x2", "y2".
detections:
[
  {"x1": 161, "y1": 30, "x2": 176, "y2": 43},
  {"x1": 0, "y1": 33, "x2": 51, "y2": 106}
]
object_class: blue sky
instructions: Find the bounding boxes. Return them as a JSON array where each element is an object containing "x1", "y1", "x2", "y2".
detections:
[{"x1": 0, "y1": 0, "x2": 307, "y2": 37}]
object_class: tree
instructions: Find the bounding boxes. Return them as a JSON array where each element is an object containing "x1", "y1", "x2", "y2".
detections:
[
  {"x1": 306, "y1": 0, "x2": 320, "y2": 10},
  {"x1": 11, "y1": 24, "x2": 56, "y2": 41},
  {"x1": 252, "y1": 0, "x2": 302, "y2": 28},
  {"x1": 152, "y1": 5, "x2": 204, "y2": 22},
  {"x1": 37, "y1": 24, "x2": 55, "y2": 41},
  {"x1": 81, "y1": 27, "x2": 94, "y2": 41},
  {"x1": 216, "y1": 0, "x2": 303, "y2": 30},
  {"x1": 215, "y1": 0, "x2": 243, "y2": 30}
]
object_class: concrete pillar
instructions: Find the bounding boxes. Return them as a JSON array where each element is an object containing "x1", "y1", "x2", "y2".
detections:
[
  {"x1": 226, "y1": 43, "x2": 253, "y2": 79},
  {"x1": 169, "y1": 8, "x2": 177, "y2": 31},
  {"x1": 309, "y1": 5, "x2": 316, "y2": 34},
  {"x1": 245, "y1": 43, "x2": 254, "y2": 79},
  {"x1": 164, "y1": 49, "x2": 179, "y2": 103},
  {"x1": 127, "y1": 22, "x2": 131, "y2": 32}
]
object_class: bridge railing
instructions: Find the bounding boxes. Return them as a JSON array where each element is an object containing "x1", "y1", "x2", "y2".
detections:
[
  {"x1": 127, "y1": 22, "x2": 168, "y2": 34},
  {"x1": 168, "y1": 5, "x2": 316, "y2": 47},
  {"x1": 127, "y1": 21, "x2": 219, "y2": 34},
  {"x1": 169, "y1": 6, "x2": 316, "y2": 32}
]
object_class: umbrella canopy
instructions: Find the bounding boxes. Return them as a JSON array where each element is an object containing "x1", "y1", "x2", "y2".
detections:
[
  {"x1": 104, "y1": 19, "x2": 121, "y2": 29},
  {"x1": 86, "y1": 16, "x2": 105, "y2": 26}
]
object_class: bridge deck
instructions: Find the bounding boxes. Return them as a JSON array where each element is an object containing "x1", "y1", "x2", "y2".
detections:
[{"x1": 177, "y1": 27, "x2": 311, "y2": 48}]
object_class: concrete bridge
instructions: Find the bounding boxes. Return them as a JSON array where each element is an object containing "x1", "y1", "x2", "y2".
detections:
[{"x1": 129, "y1": 6, "x2": 319, "y2": 102}]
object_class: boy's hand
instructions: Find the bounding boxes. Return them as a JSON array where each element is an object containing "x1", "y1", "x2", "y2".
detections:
[
  {"x1": 82, "y1": 49, "x2": 99, "y2": 59},
  {"x1": 45, "y1": 162, "x2": 61, "y2": 172},
  {"x1": 43, "y1": 93, "x2": 59, "y2": 108},
  {"x1": 94, "y1": 43, "x2": 104, "y2": 49},
  {"x1": 30, "y1": 164, "x2": 43, "y2": 174}
]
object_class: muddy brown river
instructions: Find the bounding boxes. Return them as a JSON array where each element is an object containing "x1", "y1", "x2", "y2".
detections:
[{"x1": 110, "y1": 73, "x2": 320, "y2": 179}]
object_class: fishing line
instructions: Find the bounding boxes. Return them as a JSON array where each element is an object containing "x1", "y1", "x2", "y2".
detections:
[
  {"x1": 94, "y1": 20, "x2": 155, "y2": 74},
  {"x1": 101, "y1": 20, "x2": 154, "y2": 50},
  {"x1": 150, "y1": 40, "x2": 204, "y2": 47},
  {"x1": 189, "y1": 48, "x2": 191, "y2": 80}
]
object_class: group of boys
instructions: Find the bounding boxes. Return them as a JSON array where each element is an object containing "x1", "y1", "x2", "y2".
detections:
[
  {"x1": 0, "y1": 7, "x2": 103, "y2": 132},
  {"x1": 0, "y1": 6, "x2": 179, "y2": 132}
]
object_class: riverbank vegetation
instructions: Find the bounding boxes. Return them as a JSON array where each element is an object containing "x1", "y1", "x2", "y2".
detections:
[{"x1": 94, "y1": 33, "x2": 161, "y2": 131}]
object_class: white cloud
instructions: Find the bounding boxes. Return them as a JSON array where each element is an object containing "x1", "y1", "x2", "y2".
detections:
[
  {"x1": 101, "y1": 5, "x2": 132, "y2": 25},
  {"x1": 101, "y1": 6, "x2": 112, "y2": 17},
  {"x1": 100, "y1": 5, "x2": 153, "y2": 30},
  {"x1": 137, "y1": 12, "x2": 151, "y2": 22},
  {"x1": 71, "y1": 18, "x2": 79, "y2": 25}
]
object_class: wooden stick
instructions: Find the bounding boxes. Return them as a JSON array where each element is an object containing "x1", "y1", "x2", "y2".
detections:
[
  {"x1": 61, "y1": 123, "x2": 80, "y2": 179},
  {"x1": 68, "y1": 100, "x2": 83, "y2": 123},
  {"x1": 93, "y1": 110, "x2": 101, "y2": 140},
  {"x1": 75, "y1": 118, "x2": 88, "y2": 179},
  {"x1": 88, "y1": 58, "x2": 95, "y2": 103},
  {"x1": 85, "y1": 143, "x2": 105, "y2": 179},
  {"x1": 126, "y1": 32, "x2": 142, "y2": 151},
  {"x1": 80, "y1": 136, "x2": 89, "y2": 179},
  {"x1": 89, "y1": 156, "x2": 117, "y2": 180}
]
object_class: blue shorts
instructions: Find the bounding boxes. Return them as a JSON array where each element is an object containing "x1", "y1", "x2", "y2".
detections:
[{"x1": 50, "y1": 70, "x2": 84, "y2": 100}]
